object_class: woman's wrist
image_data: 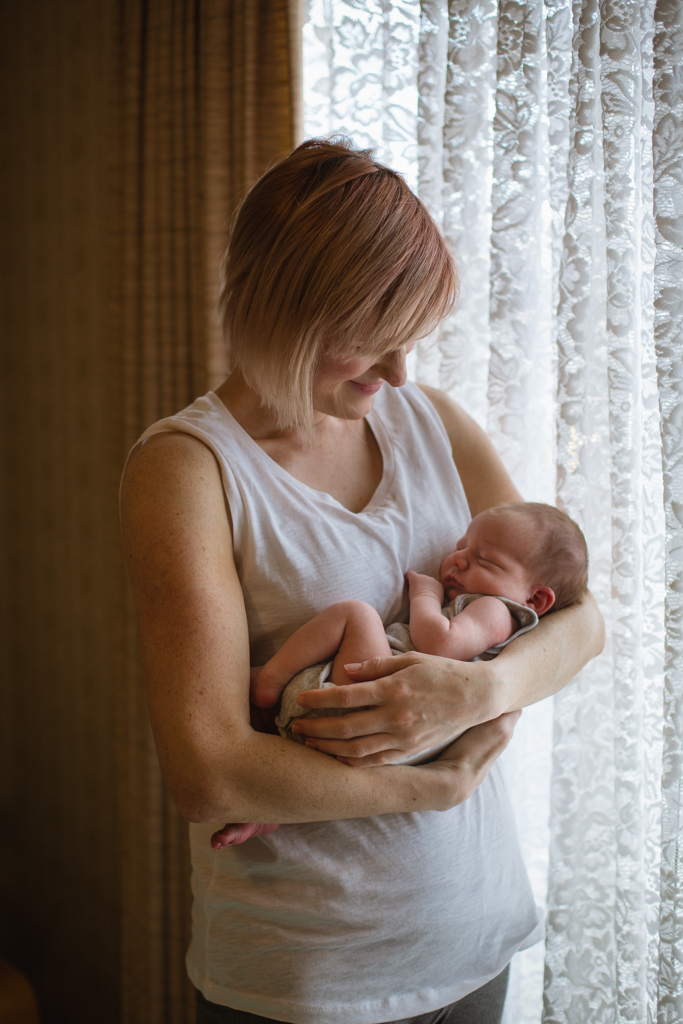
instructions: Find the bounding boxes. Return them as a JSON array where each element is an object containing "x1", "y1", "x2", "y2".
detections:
[
  {"x1": 473, "y1": 657, "x2": 508, "y2": 719},
  {"x1": 445, "y1": 656, "x2": 507, "y2": 724}
]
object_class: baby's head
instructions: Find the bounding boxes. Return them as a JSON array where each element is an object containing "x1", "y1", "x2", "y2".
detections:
[{"x1": 440, "y1": 502, "x2": 588, "y2": 615}]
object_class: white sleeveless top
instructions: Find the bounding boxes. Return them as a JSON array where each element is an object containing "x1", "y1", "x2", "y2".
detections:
[{"x1": 133, "y1": 383, "x2": 542, "y2": 1024}]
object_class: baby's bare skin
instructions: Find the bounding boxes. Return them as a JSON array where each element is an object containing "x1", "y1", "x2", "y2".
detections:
[{"x1": 211, "y1": 508, "x2": 556, "y2": 849}]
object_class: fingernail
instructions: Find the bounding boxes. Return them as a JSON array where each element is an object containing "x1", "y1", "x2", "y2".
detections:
[
  {"x1": 344, "y1": 663, "x2": 361, "y2": 671},
  {"x1": 305, "y1": 739, "x2": 317, "y2": 749},
  {"x1": 292, "y1": 724, "x2": 303, "y2": 734}
]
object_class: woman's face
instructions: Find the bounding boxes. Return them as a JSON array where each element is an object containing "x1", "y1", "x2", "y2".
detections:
[{"x1": 312, "y1": 340, "x2": 416, "y2": 420}]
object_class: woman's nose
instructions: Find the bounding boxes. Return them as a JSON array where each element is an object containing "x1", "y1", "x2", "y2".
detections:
[{"x1": 373, "y1": 347, "x2": 408, "y2": 387}]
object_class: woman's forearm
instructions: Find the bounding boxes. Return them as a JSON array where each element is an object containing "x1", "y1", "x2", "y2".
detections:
[
  {"x1": 182, "y1": 726, "x2": 452, "y2": 824},
  {"x1": 483, "y1": 589, "x2": 605, "y2": 717}
]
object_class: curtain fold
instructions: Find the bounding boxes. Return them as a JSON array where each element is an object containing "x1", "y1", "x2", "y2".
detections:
[
  {"x1": 652, "y1": 2, "x2": 683, "y2": 1018},
  {"x1": 303, "y1": 1, "x2": 683, "y2": 1021},
  {"x1": 110, "y1": 2, "x2": 302, "y2": 1019},
  {"x1": 0, "y1": 1, "x2": 120, "y2": 1018},
  {"x1": 545, "y1": 4, "x2": 666, "y2": 1022}
]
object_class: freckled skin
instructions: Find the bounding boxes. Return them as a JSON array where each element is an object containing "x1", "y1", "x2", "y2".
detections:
[
  {"x1": 211, "y1": 509, "x2": 555, "y2": 848},
  {"x1": 121, "y1": 328, "x2": 603, "y2": 840}
]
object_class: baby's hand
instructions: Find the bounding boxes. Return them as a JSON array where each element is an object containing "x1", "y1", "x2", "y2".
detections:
[
  {"x1": 210, "y1": 822, "x2": 281, "y2": 849},
  {"x1": 406, "y1": 569, "x2": 444, "y2": 604}
]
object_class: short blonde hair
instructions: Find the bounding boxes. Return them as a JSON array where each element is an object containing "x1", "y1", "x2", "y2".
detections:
[
  {"x1": 488, "y1": 503, "x2": 589, "y2": 612},
  {"x1": 218, "y1": 138, "x2": 458, "y2": 432}
]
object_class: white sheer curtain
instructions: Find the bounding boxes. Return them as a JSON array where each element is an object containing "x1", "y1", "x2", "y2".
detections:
[{"x1": 303, "y1": 2, "x2": 683, "y2": 1022}]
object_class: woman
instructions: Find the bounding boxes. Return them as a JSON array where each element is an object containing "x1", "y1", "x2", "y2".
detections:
[{"x1": 120, "y1": 139, "x2": 604, "y2": 1024}]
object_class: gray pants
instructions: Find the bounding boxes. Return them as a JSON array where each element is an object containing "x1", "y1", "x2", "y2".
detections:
[{"x1": 195, "y1": 965, "x2": 509, "y2": 1024}]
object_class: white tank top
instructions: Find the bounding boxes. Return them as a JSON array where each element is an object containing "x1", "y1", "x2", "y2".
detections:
[{"x1": 133, "y1": 383, "x2": 542, "y2": 1024}]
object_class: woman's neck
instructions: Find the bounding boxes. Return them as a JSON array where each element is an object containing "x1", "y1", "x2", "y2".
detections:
[
  {"x1": 213, "y1": 371, "x2": 383, "y2": 512},
  {"x1": 214, "y1": 370, "x2": 347, "y2": 445}
]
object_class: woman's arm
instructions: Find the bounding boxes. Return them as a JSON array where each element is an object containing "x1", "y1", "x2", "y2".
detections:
[
  {"x1": 120, "y1": 431, "x2": 514, "y2": 823},
  {"x1": 418, "y1": 385, "x2": 523, "y2": 515},
  {"x1": 295, "y1": 591, "x2": 602, "y2": 766},
  {"x1": 289, "y1": 385, "x2": 605, "y2": 766}
]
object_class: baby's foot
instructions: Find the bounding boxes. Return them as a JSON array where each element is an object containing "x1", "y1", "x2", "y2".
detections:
[
  {"x1": 210, "y1": 822, "x2": 280, "y2": 849},
  {"x1": 250, "y1": 665, "x2": 288, "y2": 708}
]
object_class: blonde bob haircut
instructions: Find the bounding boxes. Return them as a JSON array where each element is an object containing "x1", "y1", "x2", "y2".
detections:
[{"x1": 218, "y1": 137, "x2": 458, "y2": 433}]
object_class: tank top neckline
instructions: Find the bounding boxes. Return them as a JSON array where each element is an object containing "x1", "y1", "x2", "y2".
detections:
[{"x1": 207, "y1": 388, "x2": 397, "y2": 517}]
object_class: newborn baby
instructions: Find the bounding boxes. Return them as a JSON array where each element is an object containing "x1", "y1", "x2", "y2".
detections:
[{"x1": 211, "y1": 501, "x2": 588, "y2": 848}]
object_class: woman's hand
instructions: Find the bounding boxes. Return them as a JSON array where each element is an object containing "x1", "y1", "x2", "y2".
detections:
[
  {"x1": 423, "y1": 709, "x2": 522, "y2": 801},
  {"x1": 289, "y1": 591, "x2": 604, "y2": 767},
  {"x1": 291, "y1": 652, "x2": 499, "y2": 767}
]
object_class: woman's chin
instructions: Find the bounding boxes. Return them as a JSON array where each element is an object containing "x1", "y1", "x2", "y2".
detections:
[{"x1": 313, "y1": 391, "x2": 377, "y2": 420}]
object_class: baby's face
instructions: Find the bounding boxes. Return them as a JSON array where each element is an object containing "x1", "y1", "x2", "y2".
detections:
[{"x1": 440, "y1": 511, "x2": 534, "y2": 604}]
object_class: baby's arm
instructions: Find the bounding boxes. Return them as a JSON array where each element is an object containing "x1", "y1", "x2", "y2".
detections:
[{"x1": 407, "y1": 571, "x2": 515, "y2": 661}]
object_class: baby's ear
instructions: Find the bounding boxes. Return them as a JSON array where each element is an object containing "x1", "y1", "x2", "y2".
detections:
[{"x1": 527, "y1": 586, "x2": 555, "y2": 616}]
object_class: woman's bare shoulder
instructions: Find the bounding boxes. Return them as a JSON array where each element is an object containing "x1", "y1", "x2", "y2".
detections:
[
  {"x1": 122, "y1": 431, "x2": 227, "y2": 521},
  {"x1": 416, "y1": 383, "x2": 521, "y2": 514},
  {"x1": 123, "y1": 430, "x2": 219, "y2": 486},
  {"x1": 121, "y1": 429, "x2": 234, "y2": 596},
  {"x1": 416, "y1": 383, "x2": 470, "y2": 434}
]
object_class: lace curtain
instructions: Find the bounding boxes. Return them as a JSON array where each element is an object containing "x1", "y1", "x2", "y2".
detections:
[{"x1": 303, "y1": 2, "x2": 683, "y2": 1022}]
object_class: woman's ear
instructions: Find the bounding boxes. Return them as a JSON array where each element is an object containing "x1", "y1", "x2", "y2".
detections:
[{"x1": 527, "y1": 586, "x2": 555, "y2": 616}]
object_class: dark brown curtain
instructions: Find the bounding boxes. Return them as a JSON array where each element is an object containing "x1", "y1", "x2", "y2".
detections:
[
  {"x1": 112, "y1": 3, "x2": 302, "y2": 1020},
  {"x1": 0, "y1": 1, "x2": 302, "y2": 1021}
]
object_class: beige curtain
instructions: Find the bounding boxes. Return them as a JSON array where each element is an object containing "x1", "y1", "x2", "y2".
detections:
[
  {"x1": 0, "y1": 1, "x2": 301, "y2": 1021},
  {"x1": 111, "y1": 1, "x2": 303, "y2": 1021}
]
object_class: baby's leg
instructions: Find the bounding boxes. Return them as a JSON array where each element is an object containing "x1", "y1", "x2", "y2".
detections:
[
  {"x1": 328, "y1": 600, "x2": 392, "y2": 686},
  {"x1": 215, "y1": 604, "x2": 391, "y2": 850},
  {"x1": 252, "y1": 600, "x2": 391, "y2": 706}
]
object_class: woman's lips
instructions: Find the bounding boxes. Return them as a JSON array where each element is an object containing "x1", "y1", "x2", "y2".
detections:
[{"x1": 347, "y1": 380, "x2": 383, "y2": 395}]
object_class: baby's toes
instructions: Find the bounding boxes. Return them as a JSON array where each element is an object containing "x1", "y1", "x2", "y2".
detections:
[
  {"x1": 210, "y1": 823, "x2": 247, "y2": 848},
  {"x1": 210, "y1": 822, "x2": 280, "y2": 849}
]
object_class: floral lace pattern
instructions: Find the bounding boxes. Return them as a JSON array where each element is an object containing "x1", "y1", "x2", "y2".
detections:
[
  {"x1": 652, "y1": 2, "x2": 683, "y2": 1020},
  {"x1": 303, "y1": 0, "x2": 419, "y2": 187},
  {"x1": 303, "y1": 2, "x2": 682, "y2": 1020}
]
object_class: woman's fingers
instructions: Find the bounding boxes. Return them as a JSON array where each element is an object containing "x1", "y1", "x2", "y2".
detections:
[
  {"x1": 301, "y1": 729, "x2": 403, "y2": 759},
  {"x1": 292, "y1": 703, "x2": 407, "y2": 741},
  {"x1": 294, "y1": 653, "x2": 494, "y2": 757},
  {"x1": 342, "y1": 653, "x2": 421, "y2": 682},
  {"x1": 295, "y1": 681, "x2": 384, "y2": 711},
  {"x1": 336, "y1": 749, "x2": 408, "y2": 768},
  {"x1": 307, "y1": 711, "x2": 521, "y2": 770}
]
